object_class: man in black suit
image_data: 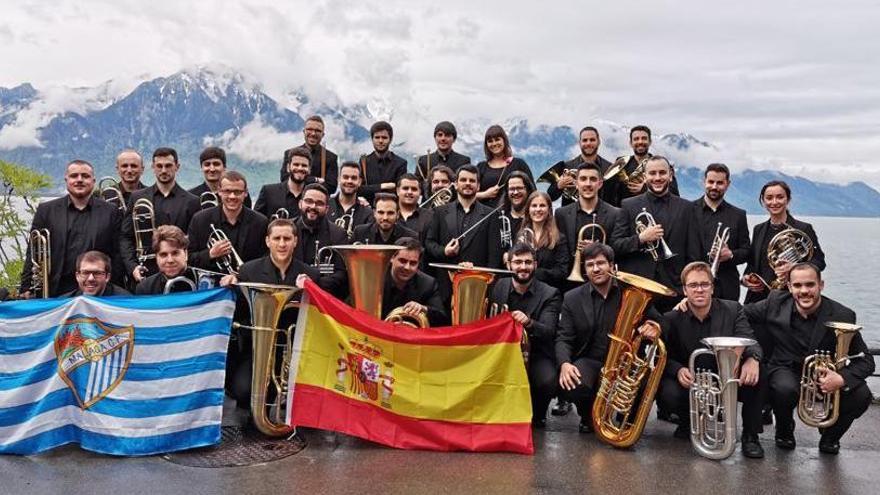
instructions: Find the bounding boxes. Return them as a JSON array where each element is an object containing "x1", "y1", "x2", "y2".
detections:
[
  {"x1": 135, "y1": 225, "x2": 234, "y2": 295},
  {"x1": 120, "y1": 148, "x2": 200, "y2": 285},
  {"x1": 547, "y1": 126, "x2": 614, "y2": 207},
  {"x1": 689, "y1": 163, "x2": 750, "y2": 301},
  {"x1": 187, "y1": 171, "x2": 268, "y2": 274},
  {"x1": 20, "y1": 160, "x2": 122, "y2": 297},
  {"x1": 293, "y1": 183, "x2": 349, "y2": 298},
  {"x1": 556, "y1": 243, "x2": 662, "y2": 433},
  {"x1": 280, "y1": 115, "x2": 339, "y2": 195},
  {"x1": 327, "y1": 161, "x2": 373, "y2": 238},
  {"x1": 744, "y1": 263, "x2": 873, "y2": 454},
  {"x1": 189, "y1": 147, "x2": 252, "y2": 209},
  {"x1": 256, "y1": 146, "x2": 310, "y2": 220},
  {"x1": 489, "y1": 243, "x2": 562, "y2": 427},
  {"x1": 352, "y1": 193, "x2": 417, "y2": 245},
  {"x1": 381, "y1": 237, "x2": 446, "y2": 326},
  {"x1": 359, "y1": 121, "x2": 408, "y2": 204},
  {"x1": 396, "y1": 173, "x2": 433, "y2": 242},
  {"x1": 106, "y1": 149, "x2": 147, "y2": 207},
  {"x1": 606, "y1": 125, "x2": 679, "y2": 206},
  {"x1": 61, "y1": 251, "x2": 130, "y2": 297},
  {"x1": 415, "y1": 121, "x2": 471, "y2": 196}
]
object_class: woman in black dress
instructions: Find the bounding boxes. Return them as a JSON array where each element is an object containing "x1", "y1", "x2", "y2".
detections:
[
  {"x1": 514, "y1": 191, "x2": 570, "y2": 289},
  {"x1": 475, "y1": 125, "x2": 533, "y2": 207}
]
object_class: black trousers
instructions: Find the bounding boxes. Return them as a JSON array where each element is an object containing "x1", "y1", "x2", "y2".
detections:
[
  {"x1": 657, "y1": 374, "x2": 763, "y2": 435},
  {"x1": 529, "y1": 354, "x2": 559, "y2": 422},
  {"x1": 559, "y1": 357, "x2": 603, "y2": 421},
  {"x1": 764, "y1": 365, "x2": 872, "y2": 442}
]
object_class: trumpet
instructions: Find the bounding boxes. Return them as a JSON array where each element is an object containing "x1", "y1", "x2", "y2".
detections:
[
  {"x1": 199, "y1": 191, "x2": 219, "y2": 209},
  {"x1": 334, "y1": 213, "x2": 354, "y2": 237},
  {"x1": 767, "y1": 226, "x2": 814, "y2": 289},
  {"x1": 29, "y1": 229, "x2": 51, "y2": 298},
  {"x1": 499, "y1": 212, "x2": 512, "y2": 249},
  {"x1": 97, "y1": 176, "x2": 126, "y2": 213},
  {"x1": 537, "y1": 162, "x2": 577, "y2": 200},
  {"x1": 708, "y1": 222, "x2": 730, "y2": 279},
  {"x1": 132, "y1": 198, "x2": 156, "y2": 276},
  {"x1": 208, "y1": 223, "x2": 244, "y2": 274},
  {"x1": 635, "y1": 208, "x2": 676, "y2": 261},
  {"x1": 271, "y1": 208, "x2": 290, "y2": 221},
  {"x1": 418, "y1": 185, "x2": 454, "y2": 208},
  {"x1": 798, "y1": 322, "x2": 865, "y2": 428},
  {"x1": 313, "y1": 241, "x2": 336, "y2": 275},
  {"x1": 567, "y1": 214, "x2": 607, "y2": 283}
]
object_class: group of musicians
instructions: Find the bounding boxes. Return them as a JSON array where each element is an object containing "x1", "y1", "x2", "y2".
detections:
[{"x1": 10, "y1": 117, "x2": 874, "y2": 459}]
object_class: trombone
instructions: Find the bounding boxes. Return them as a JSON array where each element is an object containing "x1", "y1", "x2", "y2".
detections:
[
  {"x1": 418, "y1": 185, "x2": 454, "y2": 208},
  {"x1": 29, "y1": 229, "x2": 51, "y2": 298},
  {"x1": 200, "y1": 191, "x2": 219, "y2": 209},
  {"x1": 567, "y1": 214, "x2": 607, "y2": 283},
  {"x1": 634, "y1": 208, "x2": 676, "y2": 261},
  {"x1": 97, "y1": 176, "x2": 127, "y2": 213},
  {"x1": 208, "y1": 223, "x2": 244, "y2": 274},
  {"x1": 708, "y1": 222, "x2": 730, "y2": 279},
  {"x1": 132, "y1": 198, "x2": 157, "y2": 276}
]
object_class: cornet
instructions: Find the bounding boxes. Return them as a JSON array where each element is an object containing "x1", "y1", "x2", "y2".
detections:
[
  {"x1": 97, "y1": 176, "x2": 127, "y2": 213},
  {"x1": 199, "y1": 191, "x2": 219, "y2": 209},
  {"x1": 634, "y1": 208, "x2": 676, "y2": 261},
  {"x1": 708, "y1": 222, "x2": 730, "y2": 279},
  {"x1": 29, "y1": 229, "x2": 51, "y2": 298},
  {"x1": 208, "y1": 223, "x2": 244, "y2": 274},
  {"x1": 418, "y1": 185, "x2": 454, "y2": 208},
  {"x1": 567, "y1": 214, "x2": 607, "y2": 283},
  {"x1": 132, "y1": 198, "x2": 156, "y2": 276}
]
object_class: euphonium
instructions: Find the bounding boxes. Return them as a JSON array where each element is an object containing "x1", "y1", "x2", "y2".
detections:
[
  {"x1": 334, "y1": 213, "x2": 354, "y2": 237},
  {"x1": 592, "y1": 270, "x2": 676, "y2": 448},
  {"x1": 132, "y1": 198, "x2": 156, "y2": 275},
  {"x1": 208, "y1": 223, "x2": 244, "y2": 274},
  {"x1": 29, "y1": 229, "x2": 51, "y2": 299},
  {"x1": 708, "y1": 222, "x2": 730, "y2": 279},
  {"x1": 635, "y1": 208, "x2": 676, "y2": 261},
  {"x1": 332, "y1": 244, "x2": 404, "y2": 319},
  {"x1": 537, "y1": 162, "x2": 577, "y2": 200},
  {"x1": 97, "y1": 176, "x2": 126, "y2": 213},
  {"x1": 418, "y1": 185, "x2": 454, "y2": 208},
  {"x1": 384, "y1": 307, "x2": 429, "y2": 328},
  {"x1": 798, "y1": 322, "x2": 865, "y2": 428},
  {"x1": 233, "y1": 282, "x2": 302, "y2": 437},
  {"x1": 199, "y1": 191, "x2": 219, "y2": 209},
  {"x1": 767, "y1": 226, "x2": 813, "y2": 289},
  {"x1": 689, "y1": 336, "x2": 756, "y2": 460},
  {"x1": 567, "y1": 214, "x2": 606, "y2": 283}
]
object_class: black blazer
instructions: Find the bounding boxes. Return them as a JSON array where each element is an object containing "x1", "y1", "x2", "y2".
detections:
[
  {"x1": 532, "y1": 234, "x2": 571, "y2": 290},
  {"x1": 382, "y1": 270, "x2": 447, "y2": 326},
  {"x1": 20, "y1": 196, "x2": 122, "y2": 297},
  {"x1": 689, "y1": 198, "x2": 751, "y2": 301},
  {"x1": 359, "y1": 151, "x2": 408, "y2": 203},
  {"x1": 546, "y1": 155, "x2": 614, "y2": 206},
  {"x1": 490, "y1": 277, "x2": 562, "y2": 361},
  {"x1": 745, "y1": 214, "x2": 826, "y2": 278},
  {"x1": 351, "y1": 222, "x2": 418, "y2": 246},
  {"x1": 280, "y1": 144, "x2": 340, "y2": 195},
  {"x1": 424, "y1": 200, "x2": 500, "y2": 267},
  {"x1": 186, "y1": 206, "x2": 269, "y2": 270},
  {"x1": 188, "y1": 182, "x2": 252, "y2": 209},
  {"x1": 554, "y1": 199, "x2": 632, "y2": 259},
  {"x1": 253, "y1": 182, "x2": 303, "y2": 220}
]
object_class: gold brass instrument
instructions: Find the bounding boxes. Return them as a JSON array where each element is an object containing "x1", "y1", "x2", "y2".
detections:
[
  {"x1": 331, "y1": 244, "x2": 404, "y2": 319},
  {"x1": 489, "y1": 302, "x2": 531, "y2": 365},
  {"x1": 499, "y1": 212, "x2": 513, "y2": 249},
  {"x1": 384, "y1": 307, "x2": 429, "y2": 328},
  {"x1": 429, "y1": 263, "x2": 513, "y2": 325},
  {"x1": 604, "y1": 156, "x2": 648, "y2": 186},
  {"x1": 767, "y1": 226, "x2": 814, "y2": 289},
  {"x1": 592, "y1": 270, "x2": 676, "y2": 448},
  {"x1": 208, "y1": 223, "x2": 244, "y2": 274},
  {"x1": 271, "y1": 208, "x2": 290, "y2": 221},
  {"x1": 132, "y1": 198, "x2": 156, "y2": 276},
  {"x1": 516, "y1": 227, "x2": 536, "y2": 249},
  {"x1": 537, "y1": 162, "x2": 577, "y2": 200},
  {"x1": 798, "y1": 322, "x2": 865, "y2": 428},
  {"x1": 708, "y1": 222, "x2": 730, "y2": 279},
  {"x1": 313, "y1": 241, "x2": 336, "y2": 275},
  {"x1": 233, "y1": 282, "x2": 302, "y2": 437},
  {"x1": 635, "y1": 208, "x2": 676, "y2": 262},
  {"x1": 163, "y1": 275, "x2": 196, "y2": 294},
  {"x1": 199, "y1": 191, "x2": 219, "y2": 209},
  {"x1": 334, "y1": 213, "x2": 354, "y2": 237},
  {"x1": 567, "y1": 214, "x2": 607, "y2": 283},
  {"x1": 28, "y1": 229, "x2": 51, "y2": 298},
  {"x1": 418, "y1": 185, "x2": 454, "y2": 208},
  {"x1": 689, "y1": 336, "x2": 756, "y2": 460},
  {"x1": 97, "y1": 176, "x2": 127, "y2": 213}
]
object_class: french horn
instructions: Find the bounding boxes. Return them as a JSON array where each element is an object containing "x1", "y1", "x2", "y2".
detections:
[
  {"x1": 767, "y1": 226, "x2": 813, "y2": 289},
  {"x1": 537, "y1": 162, "x2": 577, "y2": 200}
]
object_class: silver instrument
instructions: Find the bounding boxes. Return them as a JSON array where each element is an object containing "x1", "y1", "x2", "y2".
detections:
[
  {"x1": 453, "y1": 204, "x2": 504, "y2": 243},
  {"x1": 708, "y1": 222, "x2": 730, "y2": 279},
  {"x1": 314, "y1": 241, "x2": 336, "y2": 275},
  {"x1": 199, "y1": 191, "x2": 219, "y2": 209},
  {"x1": 499, "y1": 212, "x2": 512, "y2": 249},
  {"x1": 29, "y1": 229, "x2": 51, "y2": 298},
  {"x1": 271, "y1": 208, "x2": 290, "y2": 221},
  {"x1": 97, "y1": 177, "x2": 127, "y2": 213},
  {"x1": 418, "y1": 185, "x2": 454, "y2": 208},
  {"x1": 163, "y1": 275, "x2": 196, "y2": 294},
  {"x1": 132, "y1": 198, "x2": 157, "y2": 276},
  {"x1": 634, "y1": 208, "x2": 676, "y2": 261},
  {"x1": 208, "y1": 223, "x2": 244, "y2": 274},
  {"x1": 335, "y1": 213, "x2": 354, "y2": 237}
]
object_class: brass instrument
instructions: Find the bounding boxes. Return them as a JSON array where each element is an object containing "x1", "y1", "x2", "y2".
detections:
[
  {"x1": 189, "y1": 266, "x2": 229, "y2": 290},
  {"x1": 635, "y1": 208, "x2": 676, "y2": 262},
  {"x1": 313, "y1": 241, "x2": 336, "y2": 275},
  {"x1": 334, "y1": 213, "x2": 354, "y2": 237},
  {"x1": 28, "y1": 229, "x2": 51, "y2": 298},
  {"x1": 567, "y1": 214, "x2": 607, "y2": 283},
  {"x1": 208, "y1": 223, "x2": 244, "y2": 274},
  {"x1": 163, "y1": 275, "x2": 196, "y2": 294},
  {"x1": 708, "y1": 222, "x2": 730, "y2": 279},
  {"x1": 798, "y1": 322, "x2": 865, "y2": 428},
  {"x1": 199, "y1": 191, "x2": 219, "y2": 209},
  {"x1": 132, "y1": 198, "x2": 156, "y2": 276},
  {"x1": 331, "y1": 244, "x2": 404, "y2": 319},
  {"x1": 767, "y1": 226, "x2": 814, "y2": 289},
  {"x1": 689, "y1": 336, "x2": 757, "y2": 460},
  {"x1": 516, "y1": 227, "x2": 536, "y2": 249},
  {"x1": 592, "y1": 270, "x2": 676, "y2": 448},
  {"x1": 604, "y1": 156, "x2": 648, "y2": 186},
  {"x1": 418, "y1": 185, "x2": 454, "y2": 208},
  {"x1": 271, "y1": 208, "x2": 290, "y2": 221},
  {"x1": 233, "y1": 282, "x2": 302, "y2": 437},
  {"x1": 489, "y1": 302, "x2": 531, "y2": 365},
  {"x1": 429, "y1": 263, "x2": 513, "y2": 325},
  {"x1": 537, "y1": 161, "x2": 577, "y2": 200},
  {"x1": 97, "y1": 176, "x2": 126, "y2": 213},
  {"x1": 384, "y1": 307, "x2": 429, "y2": 328},
  {"x1": 499, "y1": 212, "x2": 513, "y2": 249}
]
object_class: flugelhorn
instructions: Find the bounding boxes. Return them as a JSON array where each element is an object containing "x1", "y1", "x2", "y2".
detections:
[
  {"x1": 419, "y1": 185, "x2": 454, "y2": 208},
  {"x1": 208, "y1": 223, "x2": 244, "y2": 274},
  {"x1": 767, "y1": 226, "x2": 813, "y2": 289},
  {"x1": 567, "y1": 214, "x2": 607, "y2": 283},
  {"x1": 708, "y1": 222, "x2": 730, "y2": 279},
  {"x1": 97, "y1": 176, "x2": 127, "y2": 213},
  {"x1": 798, "y1": 322, "x2": 865, "y2": 428},
  {"x1": 29, "y1": 229, "x2": 51, "y2": 298},
  {"x1": 199, "y1": 191, "x2": 219, "y2": 209},
  {"x1": 689, "y1": 336, "x2": 756, "y2": 460},
  {"x1": 635, "y1": 208, "x2": 676, "y2": 261},
  {"x1": 132, "y1": 198, "x2": 156, "y2": 276},
  {"x1": 537, "y1": 161, "x2": 577, "y2": 200},
  {"x1": 592, "y1": 270, "x2": 676, "y2": 448}
]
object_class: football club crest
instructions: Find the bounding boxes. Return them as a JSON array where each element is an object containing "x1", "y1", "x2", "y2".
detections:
[
  {"x1": 335, "y1": 337, "x2": 394, "y2": 408},
  {"x1": 54, "y1": 316, "x2": 134, "y2": 409}
]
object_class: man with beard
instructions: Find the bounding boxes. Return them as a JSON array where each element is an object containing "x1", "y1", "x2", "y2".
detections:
[
  {"x1": 120, "y1": 148, "x2": 201, "y2": 285},
  {"x1": 396, "y1": 173, "x2": 433, "y2": 242},
  {"x1": 280, "y1": 115, "x2": 339, "y2": 195},
  {"x1": 187, "y1": 171, "x2": 268, "y2": 274},
  {"x1": 416, "y1": 121, "x2": 471, "y2": 196},
  {"x1": 352, "y1": 193, "x2": 417, "y2": 245},
  {"x1": 688, "y1": 163, "x2": 751, "y2": 301},
  {"x1": 327, "y1": 161, "x2": 374, "y2": 238},
  {"x1": 606, "y1": 125, "x2": 679, "y2": 207},
  {"x1": 105, "y1": 149, "x2": 146, "y2": 207},
  {"x1": 619, "y1": 156, "x2": 698, "y2": 312},
  {"x1": 359, "y1": 121, "x2": 408, "y2": 204},
  {"x1": 381, "y1": 237, "x2": 446, "y2": 326},
  {"x1": 744, "y1": 263, "x2": 873, "y2": 455},
  {"x1": 490, "y1": 171, "x2": 533, "y2": 256},
  {"x1": 429, "y1": 165, "x2": 455, "y2": 198},
  {"x1": 21, "y1": 160, "x2": 121, "y2": 298},
  {"x1": 547, "y1": 126, "x2": 614, "y2": 207},
  {"x1": 61, "y1": 251, "x2": 130, "y2": 297},
  {"x1": 488, "y1": 243, "x2": 562, "y2": 427},
  {"x1": 255, "y1": 146, "x2": 310, "y2": 220},
  {"x1": 556, "y1": 243, "x2": 663, "y2": 433},
  {"x1": 660, "y1": 262, "x2": 763, "y2": 457},
  {"x1": 189, "y1": 147, "x2": 252, "y2": 209},
  {"x1": 293, "y1": 183, "x2": 349, "y2": 298},
  {"x1": 135, "y1": 225, "x2": 234, "y2": 294}
]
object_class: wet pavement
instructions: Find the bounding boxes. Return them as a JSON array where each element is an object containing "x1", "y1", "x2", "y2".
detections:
[{"x1": 3, "y1": 397, "x2": 879, "y2": 495}]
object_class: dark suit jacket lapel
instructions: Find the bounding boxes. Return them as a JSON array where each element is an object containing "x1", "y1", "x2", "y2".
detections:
[
  {"x1": 752, "y1": 221, "x2": 769, "y2": 269},
  {"x1": 564, "y1": 205, "x2": 577, "y2": 253}
]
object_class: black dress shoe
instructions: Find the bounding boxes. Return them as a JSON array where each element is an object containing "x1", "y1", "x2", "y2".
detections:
[
  {"x1": 673, "y1": 424, "x2": 690, "y2": 440},
  {"x1": 775, "y1": 434, "x2": 796, "y2": 450},
  {"x1": 578, "y1": 420, "x2": 594, "y2": 434},
  {"x1": 551, "y1": 399, "x2": 573, "y2": 416},
  {"x1": 819, "y1": 438, "x2": 840, "y2": 455},
  {"x1": 741, "y1": 434, "x2": 765, "y2": 459}
]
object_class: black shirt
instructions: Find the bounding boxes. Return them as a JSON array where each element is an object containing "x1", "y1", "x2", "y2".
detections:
[
  {"x1": 60, "y1": 199, "x2": 93, "y2": 294},
  {"x1": 589, "y1": 285, "x2": 621, "y2": 360},
  {"x1": 690, "y1": 197, "x2": 750, "y2": 301},
  {"x1": 475, "y1": 158, "x2": 534, "y2": 208},
  {"x1": 280, "y1": 144, "x2": 340, "y2": 195},
  {"x1": 253, "y1": 181, "x2": 304, "y2": 220},
  {"x1": 416, "y1": 150, "x2": 471, "y2": 195},
  {"x1": 62, "y1": 283, "x2": 131, "y2": 298},
  {"x1": 135, "y1": 269, "x2": 196, "y2": 295},
  {"x1": 186, "y1": 206, "x2": 269, "y2": 271},
  {"x1": 359, "y1": 151, "x2": 408, "y2": 203},
  {"x1": 327, "y1": 196, "x2": 374, "y2": 237},
  {"x1": 351, "y1": 222, "x2": 418, "y2": 246},
  {"x1": 293, "y1": 216, "x2": 349, "y2": 298},
  {"x1": 398, "y1": 207, "x2": 433, "y2": 242}
]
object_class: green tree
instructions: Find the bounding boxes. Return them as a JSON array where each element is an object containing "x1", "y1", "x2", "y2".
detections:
[{"x1": 0, "y1": 160, "x2": 52, "y2": 293}]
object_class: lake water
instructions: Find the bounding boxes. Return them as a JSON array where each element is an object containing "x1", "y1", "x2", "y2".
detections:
[{"x1": 2, "y1": 198, "x2": 878, "y2": 345}]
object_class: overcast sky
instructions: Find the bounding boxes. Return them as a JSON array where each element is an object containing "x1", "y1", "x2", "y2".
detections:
[{"x1": 2, "y1": 0, "x2": 879, "y2": 187}]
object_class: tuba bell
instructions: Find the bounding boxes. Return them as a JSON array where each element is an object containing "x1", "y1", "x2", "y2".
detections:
[
  {"x1": 537, "y1": 161, "x2": 577, "y2": 200},
  {"x1": 798, "y1": 322, "x2": 865, "y2": 428},
  {"x1": 767, "y1": 226, "x2": 813, "y2": 289},
  {"x1": 567, "y1": 214, "x2": 607, "y2": 283},
  {"x1": 97, "y1": 176, "x2": 127, "y2": 213},
  {"x1": 592, "y1": 270, "x2": 676, "y2": 448},
  {"x1": 689, "y1": 336, "x2": 756, "y2": 460},
  {"x1": 635, "y1": 208, "x2": 676, "y2": 261},
  {"x1": 384, "y1": 307, "x2": 430, "y2": 328},
  {"x1": 332, "y1": 244, "x2": 404, "y2": 319},
  {"x1": 28, "y1": 229, "x2": 51, "y2": 299},
  {"x1": 429, "y1": 263, "x2": 513, "y2": 325}
]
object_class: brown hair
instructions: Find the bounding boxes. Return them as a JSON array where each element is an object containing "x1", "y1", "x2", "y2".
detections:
[
  {"x1": 221, "y1": 170, "x2": 248, "y2": 190},
  {"x1": 152, "y1": 225, "x2": 188, "y2": 252},
  {"x1": 681, "y1": 261, "x2": 713, "y2": 286},
  {"x1": 483, "y1": 125, "x2": 512, "y2": 160},
  {"x1": 519, "y1": 191, "x2": 559, "y2": 250},
  {"x1": 76, "y1": 250, "x2": 111, "y2": 273},
  {"x1": 267, "y1": 218, "x2": 298, "y2": 238}
]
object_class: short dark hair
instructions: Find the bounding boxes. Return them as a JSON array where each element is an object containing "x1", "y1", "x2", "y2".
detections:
[
  {"x1": 508, "y1": 242, "x2": 536, "y2": 260},
  {"x1": 431, "y1": 165, "x2": 454, "y2": 182},
  {"x1": 395, "y1": 236, "x2": 423, "y2": 255},
  {"x1": 370, "y1": 120, "x2": 393, "y2": 140},
  {"x1": 374, "y1": 192, "x2": 399, "y2": 209},
  {"x1": 704, "y1": 163, "x2": 730, "y2": 180},
  {"x1": 456, "y1": 164, "x2": 480, "y2": 181},
  {"x1": 434, "y1": 121, "x2": 457, "y2": 139},
  {"x1": 305, "y1": 115, "x2": 325, "y2": 127},
  {"x1": 220, "y1": 170, "x2": 248, "y2": 189},
  {"x1": 152, "y1": 147, "x2": 178, "y2": 163},
  {"x1": 303, "y1": 182, "x2": 329, "y2": 200},
  {"x1": 790, "y1": 261, "x2": 822, "y2": 281},
  {"x1": 582, "y1": 242, "x2": 614, "y2": 264},
  {"x1": 76, "y1": 250, "x2": 111, "y2": 273},
  {"x1": 577, "y1": 161, "x2": 602, "y2": 175},
  {"x1": 340, "y1": 160, "x2": 362, "y2": 177},
  {"x1": 287, "y1": 146, "x2": 311, "y2": 165},
  {"x1": 66, "y1": 160, "x2": 94, "y2": 173},
  {"x1": 630, "y1": 125, "x2": 651, "y2": 140},
  {"x1": 153, "y1": 225, "x2": 188, "y2": 252},
  {"x1": 759, "y1": 180, "x2": 791, "y2": 204},
  {"x1": 483, "y1": 125, "x2": 512, "y2": 160},
  {"x1": 579, "y1": 126, "x2": 599, "y2": 138},
  {"x1": 267, "y1": 218, "x2": 298, "y2": 238},
  {"x1": 199, "y1": 146, "x2": 226, "y2": 165},
  {"x1": 396, "y1": 173, "x2": 421, "y2": 190}
]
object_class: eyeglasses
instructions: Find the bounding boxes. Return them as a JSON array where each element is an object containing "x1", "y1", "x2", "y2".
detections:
[
  {"x1": 302, "y1": 198, "x2": 327, "y2": 208},
  {"x1": 508, "y1": 186, "x2": 526, "y2": 192},
  {"x1": 76, "y1": 270, "x2": 108, "y2": 279},
  {"x1": 685, "y1": 282, "x2": 713, "y2": 291}
]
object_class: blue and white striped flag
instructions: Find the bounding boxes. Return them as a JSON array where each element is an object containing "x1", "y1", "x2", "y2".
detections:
[{"x1": 0, "y1": 288, "x2": 235, "y2": 456}]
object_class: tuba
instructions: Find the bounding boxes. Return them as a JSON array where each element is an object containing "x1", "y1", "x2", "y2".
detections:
[
  {"x1": 767, "y1": 226, "x2": 813, "y2": 289},
  {"x1": 29, "y1": 229, "x2": 51, "y2": 298},
  {"x1": 592, "y1": 270, "x2": 676, "y2": 448},
  {"x1": 199, "y1": 191, "x2": 219, "y2": 209},
  {"x1": 418, "y1": 185, "x2": 454, "y2": 208},
  {"x1": 635, "y1": 208, "x2": 676, "y2": 261},
  {"x1": 97, "y1": 177, "x2": 127, "y2": 213},
  {"x1": 708, "y1": 222, "x2": 730, "y2": 279},
  {"x1": 233, "y1": 282, "x2": 302, "y2": 437},
  {"x1": 429, "y1": 263, "x2": 513, "y2": 325},
  {"x1": 332, "y1": 244, "x2": 404, "y2": 319},
  {"x1": 208, "y1": 223, "x2": 244, "y2": 274},
  {"x1": 798, "y1": 322, "x2": 865, "y2": 428},
  {"x1": 537, "y1": 161, "x2": 577, "y2": 200},
  {"x1": 132, "y1": 198, "x2": 156, "y2": 276},
  {"x1": 567, "y1": 215, "x2": 607, "y2": 283},
  {"x1": 689, "y1": 336, "x2": 756, "y2": 460}
]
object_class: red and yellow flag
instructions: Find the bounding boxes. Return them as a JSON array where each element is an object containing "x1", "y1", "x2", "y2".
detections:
[{"x1": 286, "y1": 280, "x2": 534, "y2": 454}]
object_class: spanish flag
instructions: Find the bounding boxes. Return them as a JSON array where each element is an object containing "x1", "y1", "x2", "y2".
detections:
[{"x1": 286, "y1": 280, "x2": 534, "y2": 454}]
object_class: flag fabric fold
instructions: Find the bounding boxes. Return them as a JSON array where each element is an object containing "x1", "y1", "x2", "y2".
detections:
[
  {"x1": 287, "y1": 280, "x2": 534, "y2": 454},
  {"x1": 0, "y1": 288, "x2": 234, "y2": 456}
]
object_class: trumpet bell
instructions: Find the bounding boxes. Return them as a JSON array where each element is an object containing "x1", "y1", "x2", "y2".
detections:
[{"x1": 332, "y1": 245, "x2": 404, "y2": 319}]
